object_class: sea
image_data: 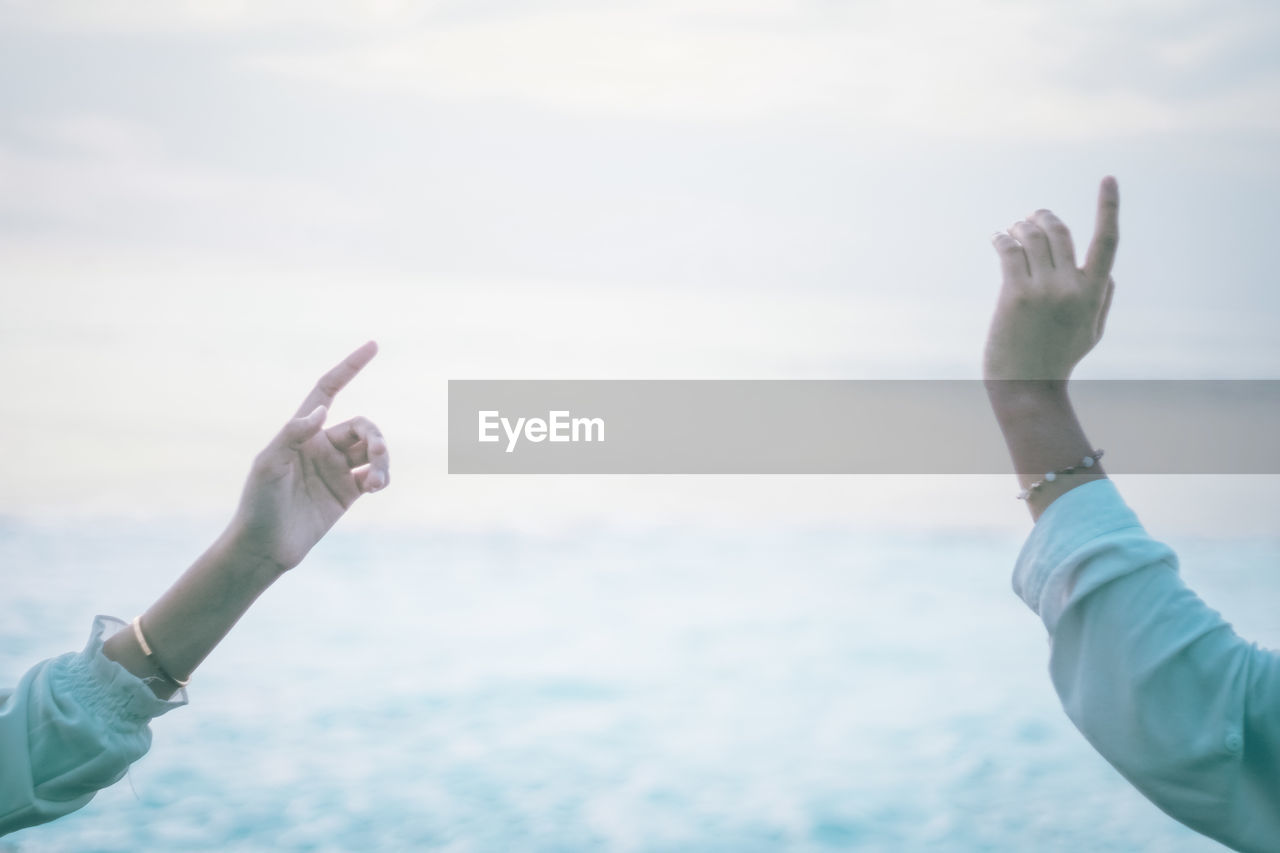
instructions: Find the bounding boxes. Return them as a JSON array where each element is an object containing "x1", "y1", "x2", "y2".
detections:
[{"x1": 3, "y1": 518, "x2": 1276, "y2": 852}]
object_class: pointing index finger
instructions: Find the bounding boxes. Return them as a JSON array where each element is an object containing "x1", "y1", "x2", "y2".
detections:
[
  {"x1": 1083, "y1": 176, "x2": 1119, "y2": 284},
  {"x1": 294, "y1": 340, "x2": 378, "y2": 418}
]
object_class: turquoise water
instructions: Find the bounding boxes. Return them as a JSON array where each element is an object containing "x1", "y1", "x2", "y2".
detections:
[{"x1": 3, "y1": 519, "x2": 1275, "y2": 852}]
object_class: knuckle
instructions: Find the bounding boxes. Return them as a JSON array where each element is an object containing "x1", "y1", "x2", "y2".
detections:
[
  {"x1": 251, "y1": 448, "x2": 275, "y2": 473},
  {"x1": 1047, "y1": 286, "x2": 1094, "y2": 312},
  {"x1": 315, "y1": 371, "x2": 343, "y2": 395},
  {"x1": 1003, "y1": 286, "x2": 1035, "y2": 307}
]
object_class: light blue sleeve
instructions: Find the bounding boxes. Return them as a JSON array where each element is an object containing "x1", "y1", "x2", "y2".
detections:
[
  {"x1": 0, "y1": 615, "x2": 187, "y2": 836},
  {"x1": 1014, "y1": 478, "x2": 1280, "y2": 853}
]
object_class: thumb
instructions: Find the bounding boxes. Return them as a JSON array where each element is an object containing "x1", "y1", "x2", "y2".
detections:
[
  {"x1": 1094, "y1": 276, "x2": 1116, "y2": 341},
  {"x1": 281, "y1": 405, "x2": 328, "y2": 449}
]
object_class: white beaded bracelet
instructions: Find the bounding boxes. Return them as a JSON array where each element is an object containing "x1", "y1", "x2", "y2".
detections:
[{"x1": 1017, "y1": 449, "x2": 1104, "y2": 501}]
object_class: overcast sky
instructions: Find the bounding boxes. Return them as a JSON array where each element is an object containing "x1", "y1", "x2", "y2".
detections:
[{"x1": 2, "y1": 0, "x2": 1278, "y2": 535}]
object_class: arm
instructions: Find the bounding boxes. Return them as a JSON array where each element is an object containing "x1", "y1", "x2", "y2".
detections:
[
  {"x1": 1, "y1": 342, "x2": 390, "y2": 835},
  {"x1": 103, "y1": 341, "x2": 390, "y2": 696},
  {"x1": 1016, "y1": 482, "x2": 1280, "y2": 853},
  {"x1": 983, "y1": 176, "x2": 1118, "y2": 518},
  {"x1": 984, "y1": 179, "x2": 1280, "y2": 852}
]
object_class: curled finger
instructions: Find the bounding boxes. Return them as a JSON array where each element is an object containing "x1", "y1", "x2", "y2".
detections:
[
  {"x1": 1028, "y1": 209, "x2": 1077, "y2": 270},
  {"x1": 1010, "y1": 220, "x2": 1055, "y2": 277},
  {"x1": 991, "y1": 232, "x2": 1031, "y2": 286},
  {"x1": 327, "y1": 416, "x2": 388, "y2": 471}
]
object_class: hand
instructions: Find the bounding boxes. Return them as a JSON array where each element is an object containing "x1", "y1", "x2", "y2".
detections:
[
  {"x1": 226, "y1": 341, "x2": 391, "y2": 573},
  {"x1": 983, "y1": 176, "x2": 1120, "y2": 381}
]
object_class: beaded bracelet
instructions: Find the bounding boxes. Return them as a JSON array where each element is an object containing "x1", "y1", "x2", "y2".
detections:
[
  {"x1": 1017, "y1": 449, "x2": 1104, "y2": 501},
  {"x1": 131, "y1": 615, "x2": 191, "y2": 688}
]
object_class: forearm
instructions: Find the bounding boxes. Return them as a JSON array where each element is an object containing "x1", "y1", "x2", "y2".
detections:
[
  {"x1": 985, "y1": 379, "x2": 1106, "y2": 520},
  {"x1": 101, "y1": 528, "x2": 284, "y2": 699}
]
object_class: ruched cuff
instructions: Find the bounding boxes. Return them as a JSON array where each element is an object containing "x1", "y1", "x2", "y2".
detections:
[
  {"x1": 1, "y1": 616, "x2": 187, "y2": 835},
  {"x1": 53, "y1": 615, "x2": 188, "y2": 723}
]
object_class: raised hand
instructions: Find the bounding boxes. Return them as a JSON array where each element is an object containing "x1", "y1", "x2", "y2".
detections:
[
  {"x1": 983, "y1": 177, "x2": 1120, "y2": 381},
  {"x1": 227, "y1": 341, "x2": 391, "y2": 572}
]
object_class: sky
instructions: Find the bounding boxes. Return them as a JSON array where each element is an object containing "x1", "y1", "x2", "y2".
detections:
[{"x1": 1, "y1": 0, "x2": 1279, "y2": 535}]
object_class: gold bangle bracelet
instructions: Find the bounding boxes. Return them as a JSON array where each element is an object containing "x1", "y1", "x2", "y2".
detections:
[{"x1": 130, "y1": 615, "x2": 191, "y2": 688}]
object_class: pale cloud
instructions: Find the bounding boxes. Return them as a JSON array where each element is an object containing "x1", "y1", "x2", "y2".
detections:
[
  {"x1": 7, "y1": 1, "x2": 1278, "y2": 138},
  {"x1": 0, "y1": 115, "x2": 369, "y2": 240},
  {"x1": 226, "y1": 1, "x2": 1280, "y2": 138},
  {"x1": 0, "y1": 0, "x2": 447, "y2": 34},
  {"x1": 23, "y1": 114, "x2": 167, "y2": 159}
]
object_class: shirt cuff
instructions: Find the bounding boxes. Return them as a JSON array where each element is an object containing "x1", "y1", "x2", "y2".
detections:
[
  {"x1": 52, "y1": 615, "x2": 188, "y2": 728},
  {"x1": 1013, "y1": 479, "x2": 1180, "y2": 634}
]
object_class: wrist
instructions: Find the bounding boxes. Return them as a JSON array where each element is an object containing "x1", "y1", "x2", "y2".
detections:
[
  {"x1": 209, "y1": 523, "x2": 290, "y2": 588},
  {"x1": 984, "y1": 378, "x2": 1072, "y2": 415}
]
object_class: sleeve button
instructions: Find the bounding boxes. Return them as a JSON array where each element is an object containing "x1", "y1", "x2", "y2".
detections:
[{"x1": 1224, "y1": 730, "x2": 1244, "y2": 754}]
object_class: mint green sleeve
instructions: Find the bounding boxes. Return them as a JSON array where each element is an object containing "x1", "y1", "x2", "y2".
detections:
[
  {"x1": 0, "y1": 615, "x2": 186, "y2": 836},
  {"x1": 1014, "y1": 479, "x2": 1280, "y2": 853}
]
